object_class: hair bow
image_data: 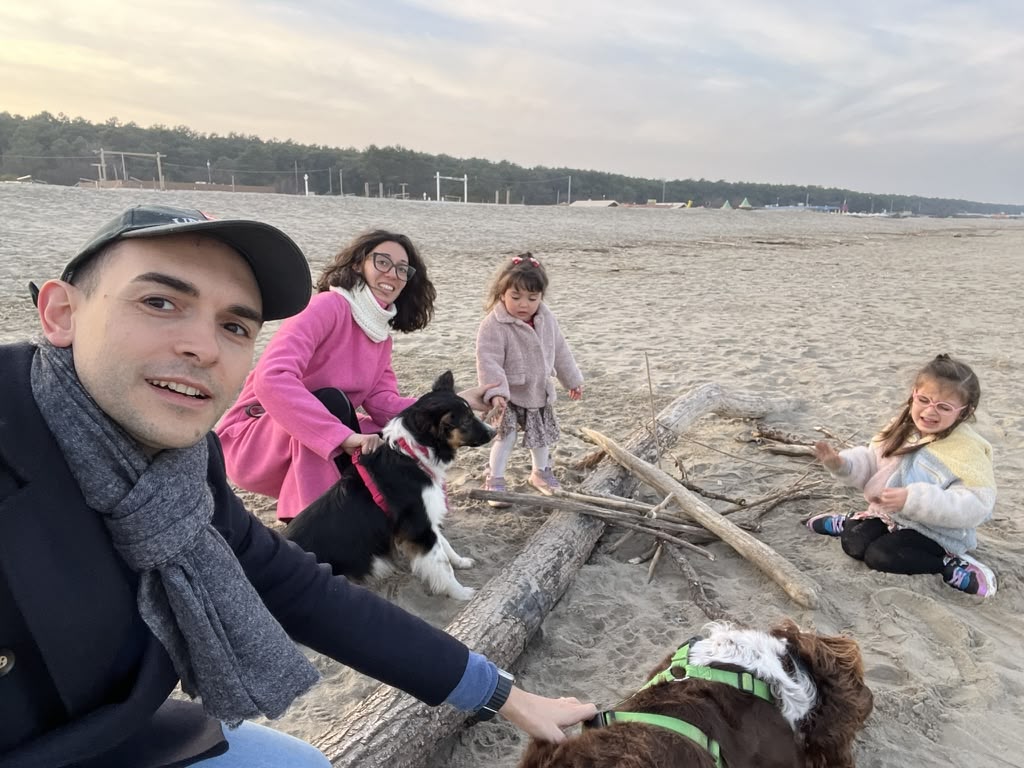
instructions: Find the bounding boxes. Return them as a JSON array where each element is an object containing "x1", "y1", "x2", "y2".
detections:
[{"x1": 512, "y1": 255, "x2": 540, "y2": 267}]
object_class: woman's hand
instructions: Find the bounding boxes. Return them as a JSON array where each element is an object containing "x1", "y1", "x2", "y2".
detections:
[
  {"x1": 813, "y1": 441, "x2": 844, "y2": 472},
  {"x1": 459, "y1": 382, "x2": 499, "y2": 412},
  {"x1": 341, "y1": 432, "x2": 383, "y2": 455},
  {"x1": 498, "y1": 686, "x2": 597, "y2": 743},
  {"x1": 568, "y1": 385, "x2": 583, "y2": 401}
]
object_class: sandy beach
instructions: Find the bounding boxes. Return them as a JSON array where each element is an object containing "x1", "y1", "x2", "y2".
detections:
[{"x1": 2, "y1": 184, "x2": 1022, "y2": 768}]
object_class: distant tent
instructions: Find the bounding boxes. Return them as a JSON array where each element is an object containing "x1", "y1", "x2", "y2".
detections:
[
  {"x1": 721, "y1": 200, "x2": 733, "y2": 210},
  {"x1": 738, "y1": 197, "x2": 753, "y2": 209}
]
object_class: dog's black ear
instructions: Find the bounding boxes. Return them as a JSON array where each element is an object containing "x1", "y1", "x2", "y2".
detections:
[{"x1": 432, "y1": 371, "x2": 455, "y2": 393}]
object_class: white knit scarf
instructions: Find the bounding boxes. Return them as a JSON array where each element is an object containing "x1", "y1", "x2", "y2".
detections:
[{"x1": 331, "y1": 284, "x2": 396, "y2": 343}]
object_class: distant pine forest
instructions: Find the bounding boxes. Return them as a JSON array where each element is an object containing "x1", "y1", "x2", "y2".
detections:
[{"x1": 2, "y1": 111, "x2": 1020, "y2": 216}]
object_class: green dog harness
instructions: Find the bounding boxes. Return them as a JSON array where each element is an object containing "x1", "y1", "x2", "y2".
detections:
[{"x1": 584, "y1": 638, "x2": 775, "y2": 768}]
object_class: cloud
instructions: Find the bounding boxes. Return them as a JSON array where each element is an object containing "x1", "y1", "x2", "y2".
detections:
[{"x1": 2, "y1": 0, "x2": 1022, "y2": 202}]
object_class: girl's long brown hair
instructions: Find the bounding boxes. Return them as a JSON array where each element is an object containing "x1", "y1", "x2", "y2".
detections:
[
  {"x1": 315, "y1": 230, "x2": 436, "y2": 333},
  {"x1": 877, "y1": 354, "x2": 981, "y2": 457}
]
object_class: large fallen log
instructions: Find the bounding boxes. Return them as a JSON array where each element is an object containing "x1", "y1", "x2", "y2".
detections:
[
  {"x1": 581, "y1": 427, "x2": 820, "y2": 609},
  {"x1": 315, "y1": 385, "x2": 797, "y2": 767}
]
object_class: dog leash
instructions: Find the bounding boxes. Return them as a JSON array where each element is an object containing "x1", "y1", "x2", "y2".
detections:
[{"x1": 352, "y1": 448, "x2": 391, "y2": 517}]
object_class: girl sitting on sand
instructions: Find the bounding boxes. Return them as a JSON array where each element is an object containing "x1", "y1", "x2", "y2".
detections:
[
  {"x1": 476, "y1": 253, "x2": 583, "y2": 505},
  {"x1": 807, "y1": 354, "x2": 997, "y2": 597},
  {"x1": 217, "y1": 230, "x2": 489, "y2": 522}
]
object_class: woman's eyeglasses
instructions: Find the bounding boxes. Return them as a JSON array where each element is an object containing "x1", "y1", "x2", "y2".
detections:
[
  {"x1": 912, "y1": 390, "x2": 967, "y2": 415},
  {"x1": 371, "y1": 252, "x2": 416, "y2": 281}
]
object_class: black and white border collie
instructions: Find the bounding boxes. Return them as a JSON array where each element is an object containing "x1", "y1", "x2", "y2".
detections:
[{"x1": 284, "y1": 372, "x2": 495, "y2": 600}]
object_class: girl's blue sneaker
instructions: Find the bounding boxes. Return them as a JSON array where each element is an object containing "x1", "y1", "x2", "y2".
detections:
[
  {"x1": 942, "y1": 553, "x2": 997, "y2": 597},
  {"x1": 806, "y1": 513, "x2": 846, "y2": 536}
]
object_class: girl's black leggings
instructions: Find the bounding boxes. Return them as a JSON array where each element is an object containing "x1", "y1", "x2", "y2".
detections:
[{"x1": 840, "y1": 517, "x2": 946, "y2": 574}]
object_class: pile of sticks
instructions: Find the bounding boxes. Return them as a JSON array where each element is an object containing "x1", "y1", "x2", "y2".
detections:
[
  {"x1": 314, "y1": 384, "x2": 842, "y2": 768},
  {"x1": 471, "y1": 416, "x2": 851, "y2": 615}
]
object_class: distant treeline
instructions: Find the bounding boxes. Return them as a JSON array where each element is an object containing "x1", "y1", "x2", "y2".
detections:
[{"x1": 2, "y1": 111, "x2": 1020, "y2": 216}]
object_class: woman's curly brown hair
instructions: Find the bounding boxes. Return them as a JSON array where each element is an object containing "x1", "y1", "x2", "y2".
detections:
[{"x1": 315, "y1": 229, "x2": 436, "y2": 333}]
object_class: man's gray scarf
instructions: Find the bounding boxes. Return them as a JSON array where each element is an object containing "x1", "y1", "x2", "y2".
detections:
[{"x1": 29, "y1": 343, "x2": 318, "y2": 725}]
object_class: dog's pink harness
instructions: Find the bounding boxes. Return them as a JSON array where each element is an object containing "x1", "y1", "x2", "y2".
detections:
[{"x1": 351, "y1": 438, "x2": 445, "y2": 518}]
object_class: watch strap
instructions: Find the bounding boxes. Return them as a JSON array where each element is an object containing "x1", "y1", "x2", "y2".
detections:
[{"x1": 475, "y1": 668, "x2": 514, "y2": 721}]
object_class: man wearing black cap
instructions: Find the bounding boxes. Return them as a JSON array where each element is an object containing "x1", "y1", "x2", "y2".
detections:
[{"x1": 0, "y1": 205, "x2": 595, "y2": 768}]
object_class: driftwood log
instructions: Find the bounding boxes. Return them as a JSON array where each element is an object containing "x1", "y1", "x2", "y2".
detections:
[
  {"x1": 581, "y1": 427, "x2": 820, "y2": 609},
  {"x1": 315, "y1": 385, "x2": 797, "y2": 767}
]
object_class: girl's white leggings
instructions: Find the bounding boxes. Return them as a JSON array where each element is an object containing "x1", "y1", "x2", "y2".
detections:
[{"x1": 489, "y1": 432, "x2": 550, "y2": 477}]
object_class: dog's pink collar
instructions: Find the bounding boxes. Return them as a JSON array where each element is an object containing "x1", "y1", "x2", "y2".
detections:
[
  {"x1": 395, "y1": 437, "x2": 439, "y2": 481},
  {"x1": 395, "y1": 437, "x2": 449, "y2": 505},
  {"x1": 352, "y1": 437, "x2": 446, "y2": 518}
]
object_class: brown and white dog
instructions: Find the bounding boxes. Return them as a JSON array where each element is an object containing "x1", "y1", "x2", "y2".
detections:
[{"x1": 519, "y1": 619, "x2": 873, "y2": 768}]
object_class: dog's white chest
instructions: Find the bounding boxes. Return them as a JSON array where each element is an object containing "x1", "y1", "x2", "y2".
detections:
[{"x1": 422, "y1": 482, "x2": 447, "y2": 525}]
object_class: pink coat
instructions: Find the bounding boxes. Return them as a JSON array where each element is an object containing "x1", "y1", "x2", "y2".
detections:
[{"x1": 216, "y1": 291, "x2": 415, "y2": 520}]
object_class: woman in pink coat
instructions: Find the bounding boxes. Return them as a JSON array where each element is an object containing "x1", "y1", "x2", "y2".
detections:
[{"x1": 217, "y1": 230, "x2": 487, "y2": 522}]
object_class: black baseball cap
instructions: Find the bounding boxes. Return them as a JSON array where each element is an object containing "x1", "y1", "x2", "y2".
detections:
[{"x1": 57, "y1": 204, "x2": 312, "y2": 321}]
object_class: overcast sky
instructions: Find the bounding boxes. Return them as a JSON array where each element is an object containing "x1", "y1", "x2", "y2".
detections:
[{"x1": 3, "y1": 0, "x2": 1022, "y2": 204}]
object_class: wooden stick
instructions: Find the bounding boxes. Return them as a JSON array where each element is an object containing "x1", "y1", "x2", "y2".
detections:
[
  {"x1": 606, "y1": 494, "x2": 674, "y2": 553},
  {"x1": 671, "y1": 466, "x2": 748, "y2": 505},
  {"x1": 607, "y1": 528, "x2": 639, "y2": 554},
  {"x1": 609, "y1": 520, "x2": 711, "y2": 558},
  {"x1": 468, "y1": 490, "x2": 715, "y2": 560},
  {"x1": 647, "y1": 544, "x2": 664, "y2": 583},
  {"x1": 644, "y1": 351, "x2": 664, "y2": 462},
  {"x1": 814, "y1": 425, "x2": 859, "y2": 447},
  {"x1": 550, "y1": 488, "x2": 654, "y2": 513},
  {"x1": 627, "y1": 543, "x2": 658, "y2": 565},
  {"x1": 752, "y1": 493, "x2": 818, "y2": 523},
  {"x1": 474, "y1": 488, "x2": 697, "y2": 530},
  {"x1": 758, "y1": 444, "x2": 817, "y2": 458},
  {"x1": 719, "y1": 478, "x2": 827, "y2": 516},
  {"x1": 468, "y1": 490, "x2": 707, "y2": 537},
  {"x1": 581, "y1": 427, "x2": 820, "y2": 609},
  {"x1": 751, "y1": 424, "x2": 815, "y2": 445},
  {"x1": 673, "y1": 433, "x2": 810, "y2": 473},
  {"x1": 573, "y1": 449, "x2": 606, "y2": 470},
  {"x1": 665, "y1": 547, "x2": 734, "y2": 622}
]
